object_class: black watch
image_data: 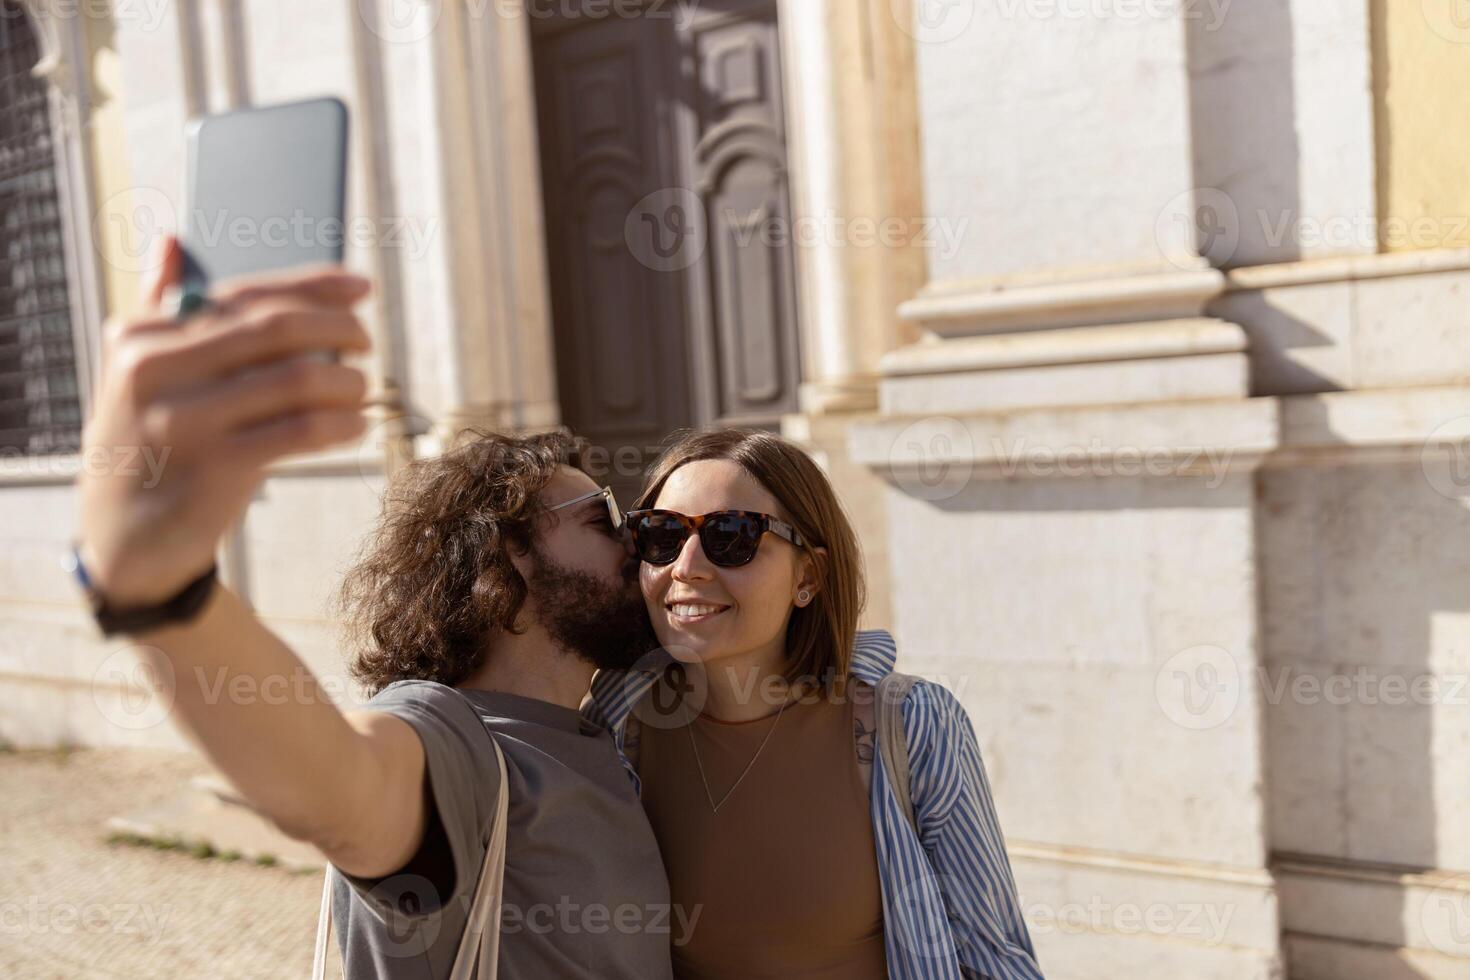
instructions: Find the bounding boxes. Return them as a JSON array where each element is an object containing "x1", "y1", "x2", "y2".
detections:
[{"x1": 63, "y1": 543, "x2": 219, "y2": 637}]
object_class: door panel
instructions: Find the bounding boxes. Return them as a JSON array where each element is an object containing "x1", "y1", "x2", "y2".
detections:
[
  {"x1": 529, "y1": 0, "x2": 801, "y2": 500},
  {"x1": 677, "y1": 2, "x2": 801, "y2": 428},
  {"x1": 533, "y1": 12, "x2": 688, "y2": 499}
]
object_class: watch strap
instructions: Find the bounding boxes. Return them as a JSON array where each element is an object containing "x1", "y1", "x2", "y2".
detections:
[{"x1": 65, "y1": 544, "x2": 219, "y2": 637}]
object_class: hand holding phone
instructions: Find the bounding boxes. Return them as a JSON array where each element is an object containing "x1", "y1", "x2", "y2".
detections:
[{"x1": 81, "y1": 235, "x2": 373, "y2": 607}]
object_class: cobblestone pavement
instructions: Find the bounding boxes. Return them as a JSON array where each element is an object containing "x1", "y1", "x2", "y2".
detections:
[{"x1": 0, "y1": 747, "x2": 328, "y2": 979}]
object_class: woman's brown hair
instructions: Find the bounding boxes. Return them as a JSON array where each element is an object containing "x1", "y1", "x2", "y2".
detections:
[
  {"x1": 634, "y1": 428, "x2": 866, "y2": 684},
  {"x1": 337, "y1": 428, "x2": 589, "y2": 695}
]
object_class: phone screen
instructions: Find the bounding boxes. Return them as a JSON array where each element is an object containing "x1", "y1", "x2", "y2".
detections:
[{"x1": 179, "y1": 96, "x2": 350, "y2": 295}]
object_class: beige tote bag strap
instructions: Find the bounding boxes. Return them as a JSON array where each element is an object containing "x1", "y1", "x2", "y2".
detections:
[
  {"x1": 449, "y1": 739, "x2": 510, "y2": 980},
  {"x1": 312, "y1": 859, "x2": 333, "y2": 980},
  {"x1": 312, "y1": 738, "x2": 511, "y2": 980},
  {"x1": 876, "y1": 672, "x2": 920, "y2": 836}
]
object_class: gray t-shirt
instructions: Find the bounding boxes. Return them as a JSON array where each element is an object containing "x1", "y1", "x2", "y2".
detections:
[{"x1": 329, "y1": 681, "x2": 674, "y2": 979}]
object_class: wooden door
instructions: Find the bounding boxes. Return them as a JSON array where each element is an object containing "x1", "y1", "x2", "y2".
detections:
[
  {"x1": 672, "y1": 0, "x2": 802, "y2": 430},
  {"x1": 531, "y1": 0, "x2": 801, "y2": 502}
]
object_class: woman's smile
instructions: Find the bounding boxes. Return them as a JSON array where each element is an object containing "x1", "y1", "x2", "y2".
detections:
[{"x1": 666, "y1": 600, "x2": 732, "y2": 625}]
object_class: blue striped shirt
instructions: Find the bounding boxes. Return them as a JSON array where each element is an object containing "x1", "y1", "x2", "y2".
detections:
[{"x1": 585, "y1": 629, "x2": 1045, "y2": 980}]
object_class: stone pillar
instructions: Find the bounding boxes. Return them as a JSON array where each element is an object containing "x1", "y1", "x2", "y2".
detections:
[
  {"x1": 882, "y1": 0, "x2": 1253, "y2": 432},
  {"x1": 851, "y1": 400, "x2": 1284, "y2": 979},
  {"x1": 775, "y1": 0, "x2": 929, "y2": 630},
  {"x1": 777, "y1": 0, "x2": 916, "y2": 413},
  {"x1": 853, "y1": 1, "x2": 1291, "y2": 974},
  {"x1": 416, "y1": 0, "x2": 560, "y2": 449},
  {"x1": 859, "y1": 0, "x2": 1470, "y2": 973}
]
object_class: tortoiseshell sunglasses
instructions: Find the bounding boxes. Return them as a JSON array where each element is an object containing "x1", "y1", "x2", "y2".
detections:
[{"x1": 625, "y1": 509, "x2": 806, "y2": 567}]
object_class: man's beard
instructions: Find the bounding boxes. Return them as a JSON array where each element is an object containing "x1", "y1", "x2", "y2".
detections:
[{"x1": 526, "y1": 548, "x2": 658, "y2": 671}]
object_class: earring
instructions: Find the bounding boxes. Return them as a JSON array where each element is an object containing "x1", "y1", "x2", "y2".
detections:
[{"x1": 797, "y1": 589, "x2": 812, "y2": 605}]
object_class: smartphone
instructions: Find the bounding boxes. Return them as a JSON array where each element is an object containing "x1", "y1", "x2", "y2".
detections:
[{"x1": 176, "y1": 96, "x2": 350, "y2": 311}]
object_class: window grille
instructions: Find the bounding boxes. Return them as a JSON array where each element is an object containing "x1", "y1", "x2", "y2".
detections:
[{"x1": 0, "y1": 0, "x2": 82, "y2": 455}]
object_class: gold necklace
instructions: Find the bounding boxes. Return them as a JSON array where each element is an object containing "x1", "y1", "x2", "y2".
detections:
[{"x1": 686, "y1": 696, "x2": 793, "y2": 814}]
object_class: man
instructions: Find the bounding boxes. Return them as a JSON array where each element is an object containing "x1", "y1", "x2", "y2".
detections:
[{"x1": 72, "y1": 235, "x2": 674, "y2": 978}]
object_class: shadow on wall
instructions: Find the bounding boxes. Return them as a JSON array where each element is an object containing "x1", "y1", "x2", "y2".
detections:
[
  {"x1": 1260, "y1": 401, "x2": 1467, "y2": 973},
  {"x1": 1185, "y1": 1, "x2": 1302, "y2": 269}
]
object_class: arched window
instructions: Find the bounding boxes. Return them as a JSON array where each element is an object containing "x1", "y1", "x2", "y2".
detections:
[{"x1": 0, "y1": 0, "x2": 81, "y2": 454}]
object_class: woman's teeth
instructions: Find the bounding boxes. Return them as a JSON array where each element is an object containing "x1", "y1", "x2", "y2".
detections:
[{"x1": 669, "y1": 603, "x2": 727, "y2": 619}]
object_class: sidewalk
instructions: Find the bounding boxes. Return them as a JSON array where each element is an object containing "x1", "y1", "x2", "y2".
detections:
[{"x1": 0, "y1": 747, "x2": 326, "y2": 979}]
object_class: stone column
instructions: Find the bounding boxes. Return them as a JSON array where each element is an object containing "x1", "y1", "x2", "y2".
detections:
[
  {"x1": 890, "y1": 0, "x2": 1236, "y2": 380},
  {"x1": 852, "y1": 1, "x2": 1305, "y2": 975},
  {"x1": 414, "y1": 0, "x2": 560, "y2": 449},
  {"x1": 777, "y1": 0, "x2": 920, "y2": 413},
  {"x1": 775, "y1": 0, "x2": 928, "y2": 630}
]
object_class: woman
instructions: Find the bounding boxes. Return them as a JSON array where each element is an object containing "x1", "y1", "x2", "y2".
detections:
[{"x1": 588, "y1": 429, "x2": 1044, "y2": 980}]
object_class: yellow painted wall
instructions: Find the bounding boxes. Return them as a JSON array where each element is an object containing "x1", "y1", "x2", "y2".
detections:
[
  {"x1": 81, "y1": 8, "x2": 142, "y2": 319},
  {"x1": 1371, "y1": 0, "x2": 1470, "y2": 251}
]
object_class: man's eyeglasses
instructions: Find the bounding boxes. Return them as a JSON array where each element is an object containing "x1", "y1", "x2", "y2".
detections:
[
  {"x1": 546, "y1": 486, "x2": 625, "y2": 531},
  {"x1": 625, "y1": 509, "x2": 805, "y2": 568}
]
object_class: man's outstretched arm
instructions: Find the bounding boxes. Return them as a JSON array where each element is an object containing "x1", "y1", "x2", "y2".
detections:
[{"x1": 77, "y1": 235, "x2": 430, "y2": 879}]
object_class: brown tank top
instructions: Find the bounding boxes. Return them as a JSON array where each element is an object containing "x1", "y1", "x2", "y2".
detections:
[{"x1": 637, "y1": 689, "x2": 888, "y2": 980}]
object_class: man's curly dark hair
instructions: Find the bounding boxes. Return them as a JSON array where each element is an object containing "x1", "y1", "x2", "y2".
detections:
[{"x1": 336, "y1": 428, "x2": 590, "y2": 695}]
